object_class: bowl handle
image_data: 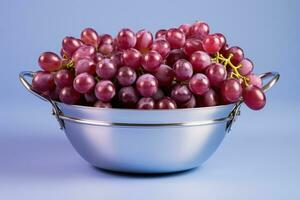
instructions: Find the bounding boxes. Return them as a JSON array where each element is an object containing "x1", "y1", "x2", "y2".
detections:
[
  {"x1": 226, "y1": 71, "x2": 280, "y2": 132},
  {"x1": 19, "y1": 71, "x2": 65, "y2": 130}
]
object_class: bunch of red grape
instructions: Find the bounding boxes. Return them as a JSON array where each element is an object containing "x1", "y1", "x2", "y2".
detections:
[{"x1": 32, "y1": 21, "x2": 266, "y2": 110}]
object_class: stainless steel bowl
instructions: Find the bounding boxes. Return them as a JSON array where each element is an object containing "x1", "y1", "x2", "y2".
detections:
[{"x1": 20, "y1": 71, "x2": 279, "y2": 173}]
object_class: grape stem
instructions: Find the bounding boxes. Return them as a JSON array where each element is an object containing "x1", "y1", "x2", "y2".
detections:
[{"x1": 212, "y1": 52, "x2": 249, "y2": 86}]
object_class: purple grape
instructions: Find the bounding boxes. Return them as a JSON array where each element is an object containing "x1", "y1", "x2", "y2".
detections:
[
  {"x1": 154, "y1": 64, "x2": 175, "y2": 86},
  {"x1": 73, "y1": 73, "x2": 95, "y2": 94},
  {"x1": 116, "y1": 66, "x2": 137, "y2": 86},
  {"x1": 173, "y1": 59, "x2": 193, "y2": 81},
  {"x1": 96, "y1": 58, "x2": 117, "y2": 80},
  {"x1": 94, "y1": 80, "x2": 116, "y2": 102},
  {"x1": 137, "y1": 97, "x2": 155, "y2": 109},
  {"x1": 171, "y1": 84, "x2": 192, "y2": 103},
  {"x1": 118, "y1": 86, "x2": 139, "y2": 105},
  {"x1": 136, "y1": 74, "x2": 158, "y2": 97}
]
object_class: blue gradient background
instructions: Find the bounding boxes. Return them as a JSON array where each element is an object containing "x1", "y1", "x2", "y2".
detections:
[{"x1": 0, "y1": 0, "x2": 299, "y2": 199}]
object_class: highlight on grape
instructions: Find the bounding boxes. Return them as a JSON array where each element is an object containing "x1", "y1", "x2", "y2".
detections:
[{"x1": 32, "y1": 21, "x2": 266, "y2": 110}]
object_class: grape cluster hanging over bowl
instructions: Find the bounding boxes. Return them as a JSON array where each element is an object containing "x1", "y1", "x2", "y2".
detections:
[{"x1": 32, "y1": 21, "x2": 267, "y2": 111}]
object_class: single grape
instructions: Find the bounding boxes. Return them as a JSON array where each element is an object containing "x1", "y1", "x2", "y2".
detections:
[
  {"x1": 73, "y1": 73, "x2": 95, "y2": 94},
  {"x1": 84, "y1": 91, "x2": 98, "y2": 104},
  {"x1": 118, "y1": 86, "x2": 139, "y2": 105},
  {"x1": 156, "y1": 97, "x2": 177, "y2": 109},
  {"x1": 117, "y1": 28, "x2": 137, "y2": 50},
  {"x1": 116, "y1": 66, "x2": 137, "y2": 86},
  {"x1": 122, "y1": 48, "x2": 142, "y2": 69},
  {"x1": 173, "y1": 59, "x2": 193, "y2": 81},
  {"x1": 224, "y1": 46, "x2": 244, "y2": 65},
  {"x1": 100, "y1": 34, "x2": 113, "y2": 45},
  {"x1": 59, "y1": 87, "x2": 81, "y2": 105},
  {"x1": 189, "y1": 51, "x2": 211, "y2": 72},
  {"x1": 137, "y1": 97, "x2": 155, "y2": 109},
  {"x1": 243, "y1": 85, "x2": 266, "y2": 110},
  {"x1": 110, "y1": 51, "x2": 124, "y2": 67},
  {"x1": 81, "y1": 28, "x2": 99, "y2": 47},
  {"x1": 151, "y1": 39, "x2": 171, "y2": 59},
  {"x1": 214, "y1": 33, "x2": 226, "y2": 49},
  {"x1": 72, "y1": 45, "x2": 96, "y2": 62},
  {"x1": 238, "y1": 58, "x2": 253, "y2": 76},
  {"x1": 32, "y1": 71, "x2": 55, "y2": 93},
  {"x1": 154, "y1": 64, "x2": 175, "y2": 86},
  {"x1": 38, "y1": 52, "x2": 61, "y2": 72},
  {"x1": 171, "y1": 84, "x2": 192, "y2": 103},
  {"x1": 179, "y1": 95, "x2": 196, "y2": 108},
  {"x1": 96, "y1": 58, "x2": 117, "y2": 80},
  {"x1": 220, "y1": 78, "x2": 242, "y2": 102},
  {"x1": 205, "y1": 63, "x2": 227, "y2": 87},
  {"x1": 75, "y1": 57, "x2": 96, "y2": 75},
  {"x1": 166, "y1": 28, "x2": 186, "y2": 49},
  {"x1": 94, "y1": 80, "x2": 116, "y2": 102},
  {"x1": 94, "y1": 100, "x2": 112, "y2": 108},
  {"x1": 246, "y1": 74, "x2": 262, "y2": 88},
  {"x1": 189, "y1": 73, "x2": 210, "y2": 95},
  {"x1": 135, "y1": 29, "x2": 153, "y2": 53},
  {"x1": 189, "y1": 21, "x2": 209, "y2": 40},
  {"x1": 197, "y1": 89, "x2": 219, "y2": 107},
  {"x1": 182, "y1": 38, "x2": 203, "y2": 57},
  {"x1": 166, "y1": 49, "x2": 187, "y2": 66},
  {"x1": 62, "y1": 36, "x2": 82, "y2": 58},
  {"x1": 155, "y1": 29, "x2": 167, "y2": 39},
  {"x1": 152, "y1": 88, "x2": 164, "y2": 101},
  {"x1": 178, "y1": 24, "x2": 191, "y2": 35},
  {"x1": 136, "y1": 74, "x2": 158, "y2": 97},
  {"x1": 141, "y1": 50, "x2": 162, "y2": 72},
  {"x1": 202, "y1": 34, "x2": 223, "y2": 54},
  {"x1": 54, "y1": 69, "x2": 74, "y2": 88},
  {"x1": 42, "y1": 86, "x2": 60, "y2": 101},
  {"x1": 98, "y1": 43, "x2": 114, "y2": 55}
]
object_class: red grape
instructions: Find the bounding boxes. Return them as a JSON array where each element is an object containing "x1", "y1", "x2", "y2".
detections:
[
  {"x1": 141, "y1": 50, "x2": 162, "y2": 72},
  {"x1": 32, "y1": 71, "x2": 55, "y2": 93},
  {"x1": 73, "y1": 73, "x2": 95, "y2": 94},
  {"x1": 136, "y1": 74, "x2": 158, "y2": 97},
  {"x1": 220, "y1": 78, "x2": 242, "y2": 102},
  {"x1": 242, "y1": 85, "x2": 266, "y2": 110},
  {"x1": 166, "y1": 49, "x2": 187, "y2": 66},
  {"x1": 156, "y1": 97, "x2": 177, "y2": 109},
  {"x1": 151, "y1": 39, "x2": 171, "y2": 59},
  {"x1": 246, "y1": 74, "x2": 262, "y2": 88},
  {"x1": 38, "y1": 52, "x2": 61, "y2": 72},
  {"x1": 96, "y1": 58, "x2": 117, "y2": 80},
  {"x1": 171, "y1": 84, "x2": 192, "y2": 103},
  {"x1": 166, "y1": 28, "x2": 186, "y2": 49},
  {"x1": 189, "y1": 51, "x2": 211, "y2": 72},
  {"x1": 94, "y1": 100, "x2": 112, "y2": 108},
  {"x1": 62, "y1": 37, "x2": 82, "y2": 58},
  {"x1": 179, "y1": 95, "x2": 196, "y2": 108},
  {"x1": 197, "y1": 89, "x2": 219, "y2": 107},
  {"x1": 154, "y1": 64, "x2": 175, "y2": 86},
  {"x1": 59, "y1": 87, "x2": 81, "y2": 105},
  {"x1": 182, "y1": 38, "x2": 203, "y2": 57},
  {"x1": 189, "y1": 21, "x2": 209, "y2": 40},
  {"x1": 110, "y1": 51, "x2": 123, "y2": 67},
  {"x1": 84, "y1": 92, "x2": 98, "y2": 104},
  {"x1": 238, "y1": 58, "x2": 253, "y2": 76},
  {"x1": 72, "y1": 45, "x2": 96, "y2": 62},
  {"x1": 205, "y1": 63, "x2": 227, "y2": 87},
  {"x1": 214, "y1": 33, "x2": 226, "y2": 49},
  {"x1": 100, "y1": 34, "x2": 113, "y2": 45},
  {"x1": 202, "y1": 34, "x2": 223, "y2": 54},
  {"x1": 224, "y1": 46, "x2": 244, "y2": 65},
  {"x1": 155, "y1": 29, "x2": 167, "y2": 39},
  {"x1": 173, "y1": 59, "x2": 193, "y2": 81},
  {"x1": 117, "y1": 28, "x2": 137, "y2": 50},
  {"x1": 137, "y1": 97, "x2": 155, "y2": 109},
  {"x1": 135, "y1": 29, "x2": 153, "y2": 52},
  {"x1": 118, "y1": 86, "x2": 139, "y2": 105},
  {"x1": 43, "y1": 86, "x2": 60, "y2": 101},
  {"x1": 94, "y1": 80, "x2": 116, "y2": 102},
  {"x1": 81, "y1": 28, "x2": 99, "y2": 47},
  {"x1": 98, "y1": 43, "x2": 114, "y2": 55},
  {"x1": 116, "y1": 66, "x2": 137, "y2": 86},
  {"x1": 189, "y1": 73, "x2": 210, "y2": 95},
  {"x1": 122, "y1": 48, "x2": 142, "y2": 70},
  {"x1": 152, "y1": 88, "x2": 164, "y2": 101},
  {"x1": 54, "y1": 69, "x2": 74, "y2": 88},
  {"x1": 95, "y1": 53, "x2": 104, "y2": 63},
  {"x1": 75, "y1": 57, "x2": 96, "y2": 75},
  {"x1": 178, "y1": 24, "x2": 191, "y2": 35}
]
